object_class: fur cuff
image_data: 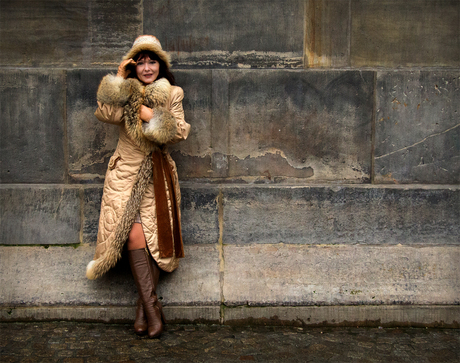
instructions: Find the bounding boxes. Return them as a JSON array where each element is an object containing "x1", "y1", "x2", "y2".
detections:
[
  {"x1": 97, "y1": 74, "x2": 135, "y2": 106},
  {"x1": 142, "y1": 107, "x2": 177, "y2": 144}
]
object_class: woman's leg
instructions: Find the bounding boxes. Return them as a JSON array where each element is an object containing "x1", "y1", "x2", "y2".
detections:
[
  {"x1": 127, "y1": 222, "x2": 146, "y2": 250},
  {"x1": 127, "y1": 221, "x2": 164, "y2": 338}
]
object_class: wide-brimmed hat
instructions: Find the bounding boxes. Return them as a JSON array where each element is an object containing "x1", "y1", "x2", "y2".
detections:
[{"x1": 123, "y1": 35, "x2": 171, "y2": 68}]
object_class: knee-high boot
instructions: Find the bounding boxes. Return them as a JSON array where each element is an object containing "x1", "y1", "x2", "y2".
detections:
[{"x1": 128, "y1": 248, "x2": 165, "y2": 338}]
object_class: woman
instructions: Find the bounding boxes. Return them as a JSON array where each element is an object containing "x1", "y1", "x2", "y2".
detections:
[{"x1": 85, "y1": 35, "x2": 190, "y2": 338}]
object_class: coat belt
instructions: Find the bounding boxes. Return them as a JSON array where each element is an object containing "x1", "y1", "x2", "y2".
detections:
[{"x1": 151, "y1": 149, "x2": 184, "y2": 258}]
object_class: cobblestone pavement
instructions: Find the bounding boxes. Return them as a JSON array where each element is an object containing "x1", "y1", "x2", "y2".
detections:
[{"x1": 1, "y1": 322, "x2": 459, "y2": 363}]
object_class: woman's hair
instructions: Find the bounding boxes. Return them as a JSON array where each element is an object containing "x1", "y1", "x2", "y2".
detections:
[{"x1": 129, "y1": 51, "x2": 176, "y2": 85}]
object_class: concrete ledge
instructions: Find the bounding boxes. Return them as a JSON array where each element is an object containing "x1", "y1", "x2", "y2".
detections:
[
  {"x1": 0, "y1": 306, "x2": 221, "y2": 324},
  {"x1": 223, "y1": 305, "x2": 460, "y2": 328},
  {"x1": 1, "y1": 305, "x2": 458, "y2": 328}
]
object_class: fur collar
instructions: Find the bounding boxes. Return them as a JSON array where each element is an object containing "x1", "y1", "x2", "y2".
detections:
[{"x1": 97, "y1": 75, "x2": 172, "y2": 153}]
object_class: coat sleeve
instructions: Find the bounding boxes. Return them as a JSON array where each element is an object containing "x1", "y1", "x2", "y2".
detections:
[
  {"x1": 94, "y1": 101, "x2": 124, "y2": 125},
  {"x1": 168, "y1": 87, "x2": 191, "y2": 144}
]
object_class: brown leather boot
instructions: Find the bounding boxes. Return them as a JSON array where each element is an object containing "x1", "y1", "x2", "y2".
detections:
[
  {"x1": 128, "y1": 248, "x2": 165, "y2": 338},
  {"x1": 132, "y1": 249, "x2": 161, "y2": 335},
  {"x1": 134, "y1": 298, "x2": 148, "y2": 335}
]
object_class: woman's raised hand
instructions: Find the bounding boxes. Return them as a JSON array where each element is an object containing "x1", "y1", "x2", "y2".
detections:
[
  {"x1": 139, "y1": 105, "x2": 154, "y2": 122},
  {"x1": 117, "y1": 59, "x2": 136, "y2": 79}
]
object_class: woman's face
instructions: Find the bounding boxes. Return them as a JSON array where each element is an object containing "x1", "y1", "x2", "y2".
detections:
[{"x1": 136, "y1": 55, "x2": 160, "y2": 84}]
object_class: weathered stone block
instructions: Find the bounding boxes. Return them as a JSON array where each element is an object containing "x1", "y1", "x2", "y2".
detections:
[
  {"x1": 169, "y1": 70, "x2": 214, "y2": 179},
  {"x1": 0, "y1": 186, "x2": 81, "y2": 245},
  {"x1": 0, "y1": 70, "x2": 66, "y2": 183},
  {"x1": 0, "y1": 0, "x2": 142, "y2": 67},
  {"x1": 82, "y1": 187, "x2": 103, "y2": 245},
  {"x1": 67, "y1": 69, "x2": 119, "y2": 183},
  {"x1": 223, "y1": 244, "x2": 460, "y2": 306},
  {"x1": 157, "y1": 244, "x2": 221, "y2": 305},
  {"x1": 222, "y1": 185, "x2": 460, "y2": 245},
  {"x1": 86, "y1": 0, "x2": 143, "y2": 65},
  {"x1": 172, "y1": 70, "x2": 213, "y2": 156},
  {"x1": 144, "y1": 0, "x2": 304, "y2": 68},
  {"x1": 351, "y1": 0, "x2": 460, "y2": 67},
  {"x1": 305, "y1": 0, "x2": 350, "y2": 67},
  {"x1": 180, "y1": 185, "x2": 220, "y2": 245},
  {"x1": 224, "y1": 70, "x2": 374, "y2": 182},
  {"x1": 0, "y1": 244, "x2": 220, "y2": 306},
  {"x1": 375, "y1": 71, "x2": 460, "y2": 184}
]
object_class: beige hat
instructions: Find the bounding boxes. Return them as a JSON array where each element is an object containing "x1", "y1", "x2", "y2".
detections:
[{"x1": 123, "y1": 35, "x2": 171, "y2": 68}]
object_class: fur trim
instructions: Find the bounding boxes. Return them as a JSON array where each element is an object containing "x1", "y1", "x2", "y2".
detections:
[
  {"x1": 86, "y1": 260, "x2": 97, "y2": 280},
  {"x1": 142, "y1": 107, "x2": 176, "y2": 144},
  {"x1": 122, "y1": 78, "x2": 173, "y2": 154},
  {"x1": 144, "y1": 78, "x2": 171, "y2": 107},
  {"x1": 97, "y1": 75, "x2": 138, "y2": 106},
  {"x1": 86, "y1": 155, "x2": 153, "y2": 279},
  {"x1": 123, "y1": 35, "x2": 171, "y2": 68}
]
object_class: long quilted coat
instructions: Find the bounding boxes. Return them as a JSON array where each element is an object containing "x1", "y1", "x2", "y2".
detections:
[{"x1": 86, "y1": 74, "x2": 190, "y2": 279}]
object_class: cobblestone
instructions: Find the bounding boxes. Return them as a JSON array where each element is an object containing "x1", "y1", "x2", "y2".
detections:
[{"x1": 0, "y1": 322, "x2": 459, "y2": 362}]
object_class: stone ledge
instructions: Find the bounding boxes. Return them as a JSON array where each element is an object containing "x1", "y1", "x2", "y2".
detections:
[
  {"x1": 223, "y1": 305, "x2": 460, "y2": 328},
  {"x1": 1, "y1": 305, "x2": 458, "y2": 328},
  {"x1": 0, "y1": 306, "x2": 220, "y2": 324}
]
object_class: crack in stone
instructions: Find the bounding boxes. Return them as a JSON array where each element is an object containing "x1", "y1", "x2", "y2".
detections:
[{"x1": 375, "y1": 123, "x2": 460, "y2": 160}]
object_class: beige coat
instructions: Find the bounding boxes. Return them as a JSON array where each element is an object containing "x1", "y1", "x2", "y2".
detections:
[{"x1": 87, "y1": 75, "x2": 190, "y2": 278}]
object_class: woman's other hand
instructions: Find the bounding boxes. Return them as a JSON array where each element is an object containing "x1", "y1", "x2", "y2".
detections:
[
  {"x1": 139, "y1": 105, "x2": 154, "y2": 122},
  {"x1": 117, "y1": 59, "x2": 136, "y2": 79}
]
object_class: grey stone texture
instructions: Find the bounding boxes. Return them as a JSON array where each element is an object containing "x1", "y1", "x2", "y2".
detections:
[
  {"x1": 145, "y1": 0, "x2": 304, "y2": 68},
  {"x1": 222, "y1": 185, "x2": 460, "y2": 246},
  {"x1": 66, "y1": 69, "x2": 119, "y2": 183},
  {"x1": 0, "y1": 69, "x2": 66, "y2": 183},
  {"x1": 0, "y1": 0, "x2": 142, "y2": 67},
  {"x1": 171, "y1": 70, "x2": 374, "y2": 183},
  {"x1": 375, "y1": 71, "x2": 460, "y2": 184},
  {"x1": 0, "y1": 244, "x2": 220, "y2": 306},
  {"x1": 82, "y1": 187, "x2": 103, "y2": 245},
  {"x1": 0, "y1": 186, "x2": 81, "y2": 245},
  {"x1": 223, "y1": 245, "x2": 460, "y2": 306},
  {"x1": 179, "y1": 186, "x2": 220, "y2": 245},
  {"x1": 351, "y1": 0, "x2": 460, "y2": 67}
]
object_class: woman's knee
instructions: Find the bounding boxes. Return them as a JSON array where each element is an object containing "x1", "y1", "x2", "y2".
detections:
[{"x1": 127, "y1": 223, "x2": 146, "y2": 250}]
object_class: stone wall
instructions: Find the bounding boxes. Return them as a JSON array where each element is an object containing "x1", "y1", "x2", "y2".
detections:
[{"x1": 1, "y1": 0, "x2": 459, "y2": 327}]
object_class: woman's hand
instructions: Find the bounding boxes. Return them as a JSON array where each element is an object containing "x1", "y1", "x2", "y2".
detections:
[
  {"x1": 117, "y1": 59, "x2": 136, "y2": 79},
  {"x1": 139, "y1": 105, "x2": 154, "y2": 122}
]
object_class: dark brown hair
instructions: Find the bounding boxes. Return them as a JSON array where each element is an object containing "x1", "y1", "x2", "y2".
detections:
[{"x1": 129, "y1": 51, "x2": 176, "y2": 85}]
